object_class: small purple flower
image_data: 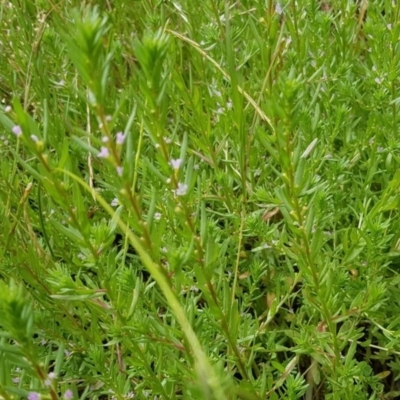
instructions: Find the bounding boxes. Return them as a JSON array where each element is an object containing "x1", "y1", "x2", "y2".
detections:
[
  {"x1": 154, "y1": 212, "x2": 161, "y2": 221},
  {"x1": 170, "y1": 159, "x2": 182, "y2": 170},
  {"x1": 111, "y1": 198, "x2": 119, "y2": 207},
  {"x1": 12, "y1": 125, "x2": 22, "y2": 137},
  {"x1": 116, "y1": 166, "x2": 123, "y2": 176},
  {"x1": 44, "y1": 372, "x2": 56, "y2": 387},
  {"x1": 175, "y1": 182, "x2": 188, "y2": 196},
  {"x1": 64, "y1": 389, "x2": 73, "y2": 400},
  {"x1": 98, "y1": 146, "x2": 110, "y2": 158},
  {"x1": 116, "y1": 132, "x2": 126, "y2": 145},
  {"x1": 276, "y1": 2, "x2": 283, "y2": 15},
  {"x1": 28, "y1": 393, "x2": 41, "y2": 400}
]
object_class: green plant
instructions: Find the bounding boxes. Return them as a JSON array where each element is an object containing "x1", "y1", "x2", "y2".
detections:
[{"x1": 1, "y1": 1, "x2": 400, "y2": 399}]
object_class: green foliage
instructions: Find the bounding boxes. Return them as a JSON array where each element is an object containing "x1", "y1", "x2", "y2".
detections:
[{"x1": 1, "y1": 0, "x2": 400, "y2": 399}]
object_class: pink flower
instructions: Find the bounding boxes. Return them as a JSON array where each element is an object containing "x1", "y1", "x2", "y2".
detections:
[
  {"x1": 175, "y1": 183, "x2": 188, "y2": 196},
  {"x1": 98, "y1": 146, "x2": 110, "y2": 158},
  {"x1": 116, "y1": 132, "x2": 126, "y2": 145},
  {"x1": 45, "y1": 372, "x2": 56, "y2": 387},
  {"x1": 28, "y1": 393, "x2": 41, "y2": 400},
  {"x1": 170, "y1": 159, "x2": 181, "y2": 170},
  {"x1": 111, "y1": 198, "x2": 119, "y2": 207}
]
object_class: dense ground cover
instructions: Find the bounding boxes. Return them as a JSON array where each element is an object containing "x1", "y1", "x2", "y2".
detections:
[{"x1": 1, "y1": 0, "x2": 400, "y2": 399}]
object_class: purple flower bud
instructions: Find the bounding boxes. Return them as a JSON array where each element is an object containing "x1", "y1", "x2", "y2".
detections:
[
  {"x1": 64, "y1": 389, "x2": 73, "y2": 400},
  {"x1": 28, "y1": 393, "x2": 41, "y2": 400},
  {"x1": 12, "y1": 125, "x2": 22, "y2": 137}
]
